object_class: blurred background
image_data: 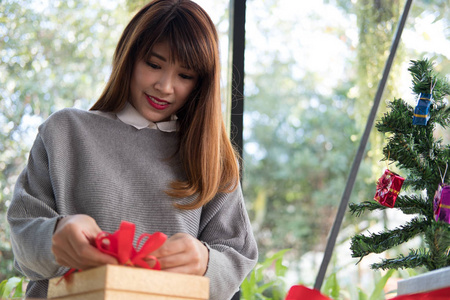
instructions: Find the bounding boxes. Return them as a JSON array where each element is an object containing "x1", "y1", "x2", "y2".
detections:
[{"x1": 1, "y1": 0, "x2": 449, "y2": 298}]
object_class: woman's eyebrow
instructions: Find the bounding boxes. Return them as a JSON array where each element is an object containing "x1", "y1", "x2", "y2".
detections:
[
  {"x1": 150, "y1": 51, "x2": 167, "y2": 62},
  {"x1": 149, "y1": 51, "x2": 192, "y2": 70}
]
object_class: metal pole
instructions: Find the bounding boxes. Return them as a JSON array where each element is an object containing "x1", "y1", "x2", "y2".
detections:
[
  {"x1": 313, "y1": 0, "x2": 413, "y2": 291},
  {"x1": 229, "y1": 2, "x2": 247, "y2": 299},
  {"x1": 229, "y1": 0, "x2": 246, "y2": 168}
]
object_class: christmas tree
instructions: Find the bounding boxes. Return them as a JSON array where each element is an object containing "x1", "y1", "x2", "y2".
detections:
[{"x1": 350, "y1": 58, "x2": 450, "y2": 271}]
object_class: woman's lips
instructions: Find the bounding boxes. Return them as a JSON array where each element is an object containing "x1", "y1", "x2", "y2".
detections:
[{"x1": 145, "y1": 94, "x2": 169, "y2": 110}]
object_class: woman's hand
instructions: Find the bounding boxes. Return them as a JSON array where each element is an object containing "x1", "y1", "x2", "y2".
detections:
[
  {"x1": 149, "y1": 233, "x2": 209, "y2": 276},
  {"x1": 51, "y1": 214, "x2": 118, "y2": 270}
]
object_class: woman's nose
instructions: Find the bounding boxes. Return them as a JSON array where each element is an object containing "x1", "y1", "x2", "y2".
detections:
[{"x1": 155, "y1": 72, "x2": 174, "y2": 94}]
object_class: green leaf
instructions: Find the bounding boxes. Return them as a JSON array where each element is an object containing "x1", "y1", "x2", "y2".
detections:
[
  {"x1": 255, "y1": 267, "x2": 264, "y2": 283},
  {"x1": 358, "y1": 287, "x2": 368, "y2": 300},
  {"x1": 322, "y1": 272, "x2": 340, "y2": 299},
  {"x1": 12, "y1": 277, "x2": 24, "y2": 297},
  {"x1": 0, "y1": 280, "x2": 6, "y2": 297},
  {"x1": 260, "y1": 249, "x2": 291, "y2": 269},
  {"x1": 2, "y1": 277, "x2": 22, "y2": 298},
  {"x1": 240, "y1": 249, "x2": 290, "y2": 300},
  {"x1": 241, "y1": 271, "x2": 257, "y2": 300},
  {"x1": 369, "y1": 270, "x2": 395, "y2": 300},
  {"x1": 274, "y1": 257, "x2": 288, "y2": 277},
  {"x1": 256, "y1": 282, "x2": 274, "y2": 294}
]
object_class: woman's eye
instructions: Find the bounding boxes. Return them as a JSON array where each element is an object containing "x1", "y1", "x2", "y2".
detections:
[
  {"x1": 145, "y1": 62, "x2": 159, "y2": 69},
  {"x1": 179, "y1": 73, "x2": 194, "y2": 80}
]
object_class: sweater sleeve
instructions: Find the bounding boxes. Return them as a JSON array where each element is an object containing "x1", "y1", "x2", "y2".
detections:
[
  {"x1": 199, "y1": 185, "x2": 258, "y2": 300},
  {"x1": 7, "y1": 133, "x2": 68, "y2": 280}
]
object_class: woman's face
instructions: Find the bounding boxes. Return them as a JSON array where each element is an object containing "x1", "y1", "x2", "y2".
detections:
[{"x1": 130, "y1": 41, "x2": 198, "y2": 123}]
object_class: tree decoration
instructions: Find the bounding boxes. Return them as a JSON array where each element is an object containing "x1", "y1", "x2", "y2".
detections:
[
  {"x1": 434, "y1": 183, "x2": 450, "y2": 224},
  {"x1": 374, "y1": 169, "x2": 405, "y2": 208},
  {"x1": 349, "y1": 58, "x2": 450, "y2": 271},
  {"x1": 412, "y1": 93, "x2": 432, "y2": 125}
]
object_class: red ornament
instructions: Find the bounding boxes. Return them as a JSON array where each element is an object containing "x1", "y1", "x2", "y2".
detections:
[{"x1": 374, "y1": 169, "x2": 405, "y2": 208}]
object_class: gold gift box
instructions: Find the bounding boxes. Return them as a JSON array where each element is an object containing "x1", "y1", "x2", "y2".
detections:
[{"x1": 47, "y1": 265, "x2": 209, "y2": 300}]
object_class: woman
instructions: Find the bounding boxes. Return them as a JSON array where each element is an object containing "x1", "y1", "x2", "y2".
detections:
[{"x1": 7, "y1": 1, "x2": 258, "y2": 299}]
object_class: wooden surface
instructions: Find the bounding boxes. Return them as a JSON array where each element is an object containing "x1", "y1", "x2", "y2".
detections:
[{"x1": 47, "y1": 265, "x2": 209, "y2": 300}]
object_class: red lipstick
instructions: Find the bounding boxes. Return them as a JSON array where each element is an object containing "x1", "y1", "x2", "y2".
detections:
[{"x1": 145, "y1": 94, "x2": 169, "y2": 110}]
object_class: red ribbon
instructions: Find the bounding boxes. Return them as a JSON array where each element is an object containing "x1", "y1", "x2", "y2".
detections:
[
  {"x1": 96, "y1": 221, "x2": 167, "y2": 269},
  {"x1": 376, "y1": 173, "x2": 391, "y2": 199},
  {"x1": 285, "y1": 285, "x2": 450, "y2": 300},
  {"x1": 60, "y1": 221, "x2": 167, "y2": 282}
]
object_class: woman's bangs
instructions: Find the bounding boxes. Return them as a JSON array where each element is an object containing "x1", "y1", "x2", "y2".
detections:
[
  {"x1": 135, "y1": 3, "x2": 216, "y2": 78},
  {"x1": 168, "y1": 20, "x2": 214, "y2": 77}
]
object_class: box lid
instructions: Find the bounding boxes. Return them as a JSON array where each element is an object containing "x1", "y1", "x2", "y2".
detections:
[{"x1": 48, "y1": 265, "x2": 209, "y2": 299}]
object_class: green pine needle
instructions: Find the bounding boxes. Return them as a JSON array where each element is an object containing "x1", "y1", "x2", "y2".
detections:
[
  {"x1": 370, "y1": 249, "x2": 431, "y2": 270},
  {"x1": 349, "y1": 201, "x2": 387, "y2": 217},
  {"x1": 394, "y1": 195, "x2": 430, "y2": 216},
  {"x1": 408, "y1": 59, "x2": 450, "y2": 102},
  {"x1": 350, "y1": 217, "x2": 429, "y2": 258}
]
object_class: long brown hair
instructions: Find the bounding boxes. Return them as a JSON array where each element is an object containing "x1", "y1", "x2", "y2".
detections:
[{"x1": 91, "y1": 0, "x2": 239, "y2": 209}]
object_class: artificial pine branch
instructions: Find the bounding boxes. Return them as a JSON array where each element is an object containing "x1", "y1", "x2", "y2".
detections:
[
  {"x1": 394, "y1": 195, "x2": 430, "y2": 216},
  {"x1": 349, "y1": 201, "x2": 387, "y2": 217},
  {"x1": 376, "y1": 99, "x2": 414, "y2": 135},
  {"x1": 424, "y1": 223, "x2": 450, "y2": 270},
  {"x1": 370, "y1": 249, "x2": 431, "y2": 270},
  {"x1": 350, "y1": 217, "x2": 429, "y2": 258},
  {"x1": 385, "y1": 135, "x2": 426, "y2": 173},
  {"x1": 349, "y1": 58, "x2": 450, "y2": 271},
  {"x1": 408, "y1": 59, "x2": 438, "y2": 95},
  {"x1": 408, "y1": 59, "x2": 450, "y2": 101},
  {"x1": 349, "y1": 194, "x2": 429, "y2": 217},
  {"x1": 434, "y1": 104, "x2": 450, "y2": 128}
]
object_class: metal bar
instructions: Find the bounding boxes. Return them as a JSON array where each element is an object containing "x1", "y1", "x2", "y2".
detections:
[
  {"x1": 313, "y1": 0, "x2": 413, "y2": 291},
  {"x1": 229, "y1": 0, "x2": 246, "y2": 167}
]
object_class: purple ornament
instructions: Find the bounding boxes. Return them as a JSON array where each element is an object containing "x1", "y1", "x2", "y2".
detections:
[{"x1": 433, "y1": 183, "x2": 450, "y2": 223}]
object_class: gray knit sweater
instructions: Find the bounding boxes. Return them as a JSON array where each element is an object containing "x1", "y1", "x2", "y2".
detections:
[{"x1": 7, "y1": 108, "x2": 258, "y2": 299}]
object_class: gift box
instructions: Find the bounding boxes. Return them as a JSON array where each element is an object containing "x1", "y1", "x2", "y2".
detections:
[
  {"x1": 433, "y1": 183, "x2": 450, "y2": 223},
  {"x1": 47, "y1": 264, "x2": 209, "y2": 300},
  {"x1": 374, "y1": 169, "x2": 405, "y2": 208},
  {"x1": 412, "y1": 93, "x2": 432, "y2": 125}
]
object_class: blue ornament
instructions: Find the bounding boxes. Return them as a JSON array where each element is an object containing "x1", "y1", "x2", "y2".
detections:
[{"x1": 412, "y1": 93, "x2": 432, "y2": 126}]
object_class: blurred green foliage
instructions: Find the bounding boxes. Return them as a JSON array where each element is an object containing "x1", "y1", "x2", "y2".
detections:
[
  {"x1": 0, "y1": 0, "x2": 449, "y2": 294},
  {"x1": 243, "y1": 0, "x2": 450, "y2": 278},
  {"x1": 241, "y1": 249, "x2": 290, "y2": 300},
  {"x1": 0, "y1": 276, "x2": 26, "y2": 299},
  {"x1": 0, "y1": 0, "x2": 128, "y2": 280}
]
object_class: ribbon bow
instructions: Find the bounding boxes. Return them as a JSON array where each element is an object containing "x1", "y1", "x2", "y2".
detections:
[
  {"x1": 60, "y1": 221, "x2": 167, "y2": 283},
  {"x1": 375, "y1": 173, "x2": 391, "y2": 199},
  {"x1": 96, "y1": 221, "x2": 167, "y2": 269}
]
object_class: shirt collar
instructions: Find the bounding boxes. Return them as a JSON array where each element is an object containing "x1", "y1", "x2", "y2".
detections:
[{"x1": 117, "y1": 102, "x2": 178, "y2": 132}]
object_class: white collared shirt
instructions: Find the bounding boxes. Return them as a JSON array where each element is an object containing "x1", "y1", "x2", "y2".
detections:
[{"x1": 91, "y1": 102, "x2": 178, "y2": 132}]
